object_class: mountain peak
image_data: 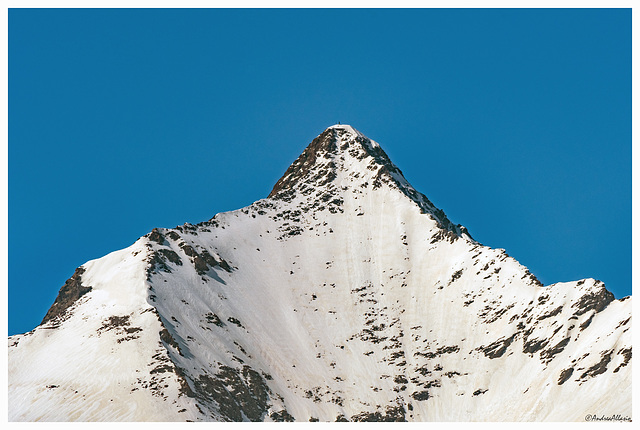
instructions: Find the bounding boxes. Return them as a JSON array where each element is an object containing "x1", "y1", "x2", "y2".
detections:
[
  {"x1": 327, "y1": 123, "x2": 356, "y2": 131},
  {"x1": 268, "y1": 125, "x2": 465, "y2": 238},
  {"x1": 9, "y1": 124, "x2": 631, "y2": 422},
  {"x1": 267, "y1": 124, "x2": 409, "y2": 199},
  {"x1": 325, "y1": 124, "x2": 371, "y2": 142}
]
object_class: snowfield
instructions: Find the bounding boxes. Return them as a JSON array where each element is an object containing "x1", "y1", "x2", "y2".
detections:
[{"x1": 8, "y1": 125, "x2": 631, "y2": 421}]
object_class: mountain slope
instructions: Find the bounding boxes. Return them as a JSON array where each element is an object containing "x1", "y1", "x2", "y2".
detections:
[{"x1": 8, "y1": 125, "x2": 631, "y2": 421}]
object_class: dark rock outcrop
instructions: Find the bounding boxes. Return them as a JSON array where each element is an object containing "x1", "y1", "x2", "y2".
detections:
[{"x1": 41, "y1": 267, "x2": 92, "y2": 326}]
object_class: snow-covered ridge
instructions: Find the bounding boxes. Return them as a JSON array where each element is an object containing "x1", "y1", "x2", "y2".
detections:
[{"x1": 8, "y1": 125, "x2": 631, "y2": 422}]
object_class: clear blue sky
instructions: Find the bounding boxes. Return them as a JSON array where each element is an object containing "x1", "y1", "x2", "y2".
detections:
[{"x1": 9, "y1": 9, "x2": 631, "y2": 336}]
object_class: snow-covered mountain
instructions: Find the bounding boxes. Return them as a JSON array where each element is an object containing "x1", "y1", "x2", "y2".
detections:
[{"x1": 8, "y1": 125, "x2": 631, "y2": 421}]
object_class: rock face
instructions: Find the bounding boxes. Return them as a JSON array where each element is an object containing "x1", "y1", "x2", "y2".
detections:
[{"x1": 8, "y1": 125, "x2": 631, "y2": 421}]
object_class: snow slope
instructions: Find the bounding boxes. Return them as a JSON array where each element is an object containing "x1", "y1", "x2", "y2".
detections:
[{"x1": 8, "y1": 125, "x2": 631, "y2": 421}]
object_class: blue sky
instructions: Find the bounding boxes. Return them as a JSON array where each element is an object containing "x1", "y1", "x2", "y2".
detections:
[{"x1": 8, "y1": 8, "x2": 631, "y2": 336}]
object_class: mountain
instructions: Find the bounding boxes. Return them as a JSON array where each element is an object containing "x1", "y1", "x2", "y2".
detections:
[{"x1": 8, "y1": 125, "x2": 631, "y2": 422}]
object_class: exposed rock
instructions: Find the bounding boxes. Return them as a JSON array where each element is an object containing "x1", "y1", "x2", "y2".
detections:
[
  {"x1": 478, "y1": 333, "x2": 517, "y2": 359},
  {"x1": 269, "y1": 128, "x2": 338, "y2": 199},
  {"x1": 540, "y1": 337, "x2": 571, "y2": 363},
  {"x1": 411, "y1": 391, "x2": 430, "y2": 401},
  {"x1": 557, "y1": 368, "x2": 574, "y2": 385},
  {"x1": 191, "y1": 365, "x2": 272, "y2": 422},
  {"x1": 204, "y1": 312, "x2": 225, "y2": 327},
  {"x1": 613, "y1": 348, "x2": 632, "y2": 373},
  {"x1": 270, "y1": 410, "x2": 294, "y2": 422},
  {"x1": 148, "y1": 228, "x2": 165, "y2": 245},
  {"x1": 579, "y1": 350, "x2": 614, "y2": 380},
  {"x1": 351, "y1": 405, "x2": 406, "y2": 422},
  {"x1": 40, "y1": 267, "x2": 92, "y2": 326},
  {"x1": 573, "y1": 284, "x2": 614, "y2": 316}
]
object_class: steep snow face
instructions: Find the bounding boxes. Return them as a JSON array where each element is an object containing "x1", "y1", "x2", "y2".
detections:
[
  {"x1": 8, "y1": 241, "x2": 201, "y2": 421},
  {"x1": 9, "y1": 125, "x2": 631, "y2": 422}
]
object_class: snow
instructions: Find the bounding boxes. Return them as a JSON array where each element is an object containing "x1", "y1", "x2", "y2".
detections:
[
  {"x1": 8, "y1": 125, "x2": 632, "y2": 422},
  {"x1": 8, "y1": 241, "x2": 201, "y2": 421}
]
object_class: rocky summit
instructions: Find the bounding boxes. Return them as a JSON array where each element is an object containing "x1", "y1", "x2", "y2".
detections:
[{"x1": 8, "y1": 125, "x2": 631, "y2": 421}]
